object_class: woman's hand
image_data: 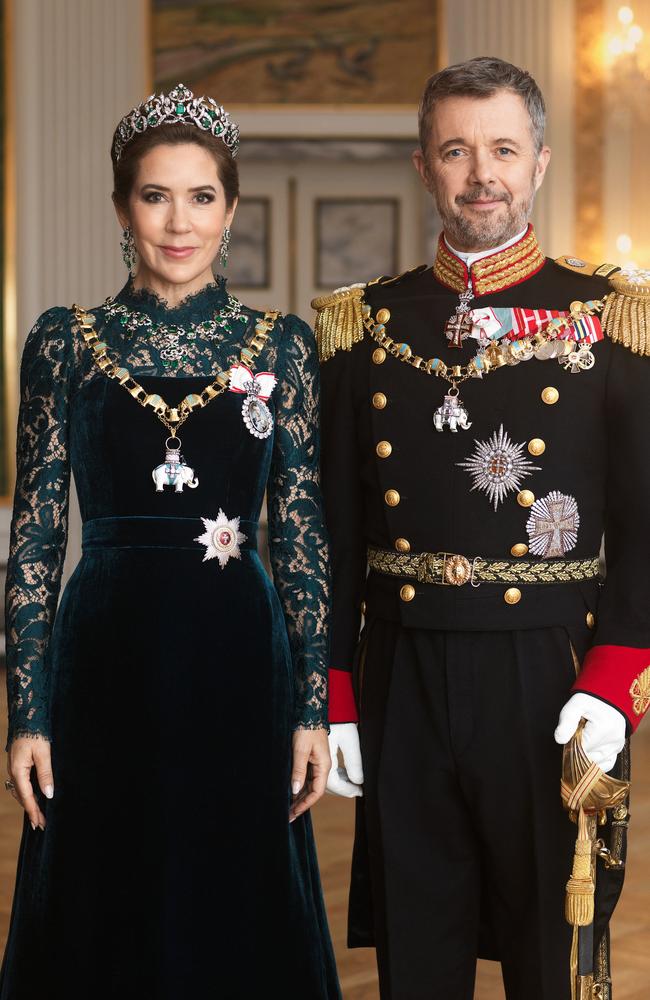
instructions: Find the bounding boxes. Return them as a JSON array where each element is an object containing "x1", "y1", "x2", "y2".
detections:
[
  {"x1": 7, "y1": 736, "x2": 54, "y2": 831},
  {"x1": 289, "y1": 728, "x2": 331, "y2": 823}
]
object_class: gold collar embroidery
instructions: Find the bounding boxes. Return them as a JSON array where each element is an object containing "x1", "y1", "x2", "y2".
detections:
[{"x1": 433, "y1": 225, "x2": 546, "y2": 296}]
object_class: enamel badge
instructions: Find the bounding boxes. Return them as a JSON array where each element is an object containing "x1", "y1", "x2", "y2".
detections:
[
  {"x1": 195, "y1": 510, "x2": 247, "y2": 568},
  {"x1": 229, "y1": 364, "x2": 277, "y2": 439},
  {"x1": 526, "y1": 491, "x2": 580, "y2": 557}
]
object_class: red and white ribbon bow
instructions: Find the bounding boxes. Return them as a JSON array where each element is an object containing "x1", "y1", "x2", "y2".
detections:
[{"x1": 229, "y1": 364, "x2": 277, "y2": 400}]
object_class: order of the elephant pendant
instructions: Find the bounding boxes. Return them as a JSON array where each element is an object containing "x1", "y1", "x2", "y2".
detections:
[
  {"x1": 152, "y1": 436, "x2": 199, "y2": 492},
  {"x1": 433, "y1": 391, "x2": 472, "y2": 433}
]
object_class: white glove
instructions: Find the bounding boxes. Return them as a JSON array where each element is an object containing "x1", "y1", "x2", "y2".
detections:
[
  {"x1": 326, "y1": 723, "x2": 364, "y2": 797},
  {"x1": 554, "y1": 693, "x2": 626, "y2": 773}
]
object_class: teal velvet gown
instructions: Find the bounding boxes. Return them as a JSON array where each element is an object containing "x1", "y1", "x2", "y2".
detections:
[{"x1": 1, "y1": 278, "x2": 341, "y2": 1000}]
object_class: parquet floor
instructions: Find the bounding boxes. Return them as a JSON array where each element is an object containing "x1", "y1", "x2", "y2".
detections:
[{"x1": 1, "y1": 670, "x2": 649, "y2": 997}]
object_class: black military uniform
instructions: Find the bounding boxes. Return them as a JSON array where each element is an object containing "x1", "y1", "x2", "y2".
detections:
[{"x1": 315, "y1": 226, "x2": 650, "y2": 1000}]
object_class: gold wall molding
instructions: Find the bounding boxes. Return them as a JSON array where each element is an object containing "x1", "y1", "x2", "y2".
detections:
[{"x1": 575, "y1": 0, "x2": 605, "y2": 262}]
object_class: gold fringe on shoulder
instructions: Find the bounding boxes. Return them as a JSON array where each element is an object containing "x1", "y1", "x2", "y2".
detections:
[
  {"x1": 601, "y1": 269, "x2": 650, "y2": 355},
  {"x1": 311, "y1": 284, "x2": 366, "y2": 362}
]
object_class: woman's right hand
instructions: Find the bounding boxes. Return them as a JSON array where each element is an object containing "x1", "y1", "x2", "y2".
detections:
[{"x1": 7, "y1": 736, "x2": 54, "y2": 830}]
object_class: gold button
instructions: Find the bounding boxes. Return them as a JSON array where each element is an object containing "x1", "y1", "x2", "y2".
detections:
[
  {"x1": 511, "y1": 543, "x2": 529, "y2": 557},
  {"x1": 376, "y1": 440, "x2": 392, "y2": 458},
  {"x1": 385, "y1": 489, "x2": 400, "y2": 507},
  {"x1": 376, "y1": 307, "x2": 391, "y2": 324},
  {"x1": 504, "y1": 588, "x2": 522, "y2": 605},
  {"x1": 528, "y1": 438, "x2": 546, "y2": 456},
  {"x1": 395, "y1": 537, "x2": 411, "y2": 553},
  {"x1": 400, "y1": 584, "x2": 415, "y2": 602},
  {"x1": 586, "y1": 611, "x2": 595, "y2": 629},
  {"x1": 517, "y1": 489, "x2": 535, "y2": 508},
  {"x1": 541, "y1": 386, "x2": 559, "y2": 405},
  {"x1": 372, "y1": 348, "x2": 386, "y2": 365},
  {"x1": 360, "y1": 601, "x2": 367, "y2": 615},
  {"x1": 372, "y1": 392, "x2": 387, "y2": 409}
]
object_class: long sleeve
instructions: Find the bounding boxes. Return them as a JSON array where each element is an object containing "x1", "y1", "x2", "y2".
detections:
[
  {"x1": 267, "y1": 314, "x2": 330, "y2": 730},
  {"x1": 318, "y1": 346, "x2": 367, "y2": 723},
  {"x1": 572, "y1": 340, "x2": 650, "y2": 731},
  {"x1": 5, "y1": 308, "x2": 72, "y2": 746}
]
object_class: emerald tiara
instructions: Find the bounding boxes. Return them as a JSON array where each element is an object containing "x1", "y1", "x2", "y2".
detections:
[{"x1": 111, "y1": 83, "x2": 240, "y2": 163}]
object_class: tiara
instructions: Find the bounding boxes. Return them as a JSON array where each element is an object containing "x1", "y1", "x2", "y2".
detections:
[{"x1": 111, "y1": 83, "x2": 240, "y2": 162}]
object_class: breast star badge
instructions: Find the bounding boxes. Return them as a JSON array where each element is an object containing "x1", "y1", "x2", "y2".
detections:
[{"x1": 195, "y1": 510, "x2": 247, "y2": 568}]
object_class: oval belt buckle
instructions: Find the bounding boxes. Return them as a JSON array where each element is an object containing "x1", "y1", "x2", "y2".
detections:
[{"x1": 444, "y1": 553, "x2": 472, "y2": 586}]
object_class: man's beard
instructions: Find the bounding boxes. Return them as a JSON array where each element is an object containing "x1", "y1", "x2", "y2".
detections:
[{"x1": 435, "y1": 180, "x2": 536, "y2": 252}]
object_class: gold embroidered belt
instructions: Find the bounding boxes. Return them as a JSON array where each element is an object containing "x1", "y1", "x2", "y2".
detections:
[{"x1": 367, "y1": 546, "x2": 601, "y2": 587}]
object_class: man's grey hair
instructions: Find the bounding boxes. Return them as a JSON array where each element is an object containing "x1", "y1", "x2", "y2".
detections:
[{"x1": 418, "y1": 56, "x2": 546, "y2": 154}]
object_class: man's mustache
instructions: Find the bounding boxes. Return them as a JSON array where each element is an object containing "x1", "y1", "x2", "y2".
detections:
[{"x1": 456, "y1": 189, "x2": 512, "y2": 206}]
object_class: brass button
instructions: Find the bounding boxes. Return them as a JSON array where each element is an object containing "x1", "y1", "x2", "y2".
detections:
[
  {"x1": 400, "y1": 584, "x2": 415, "y2": 602},
  {"x1": 360, "y1": 600, "x2": 367, "y2": 615},
  {"x1": 372, "y1": 392, "x2": 387, "y2": 409},
  {"x1": 372, "y1": 347, "x2": 386, "y2": 365},
  {"x1": 385, "y1": 489, "x2": 400, "y2": 507},
  {"x1": 586, "y1": 611, "x2": 595, "y2": 629},
  {"x1": 395, "y1": 537, "x2": 411, "y2": 553},
  {"x1": 504, "y1": 588, "x2": 522, "y2": 605},
  {"x1": 511, "y1": 543, "x2": 529, "y2": 557},
  {"x1": 376, "y1": 440, "x2": 392, "y2": 458},
  {"x1": 528, "y1": 438, "x2": 546, "y2": 456},
  {"x1": 517, "y1": 489, "x2": 535, "y2": 508},
  {"x1": 541, "y1": 386, "x2": 559, "y2": 405},
  {"x1": 376, "y1": 308, "x2": 391, "y2": 324}
]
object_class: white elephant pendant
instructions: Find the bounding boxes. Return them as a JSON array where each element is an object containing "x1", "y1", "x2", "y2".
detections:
[
  {"x1": 433, "y1": 392, "x2": 472, "y2": 433},
  {"x1": 152, "y1": 438, "x2": 199, "y2": 493}
]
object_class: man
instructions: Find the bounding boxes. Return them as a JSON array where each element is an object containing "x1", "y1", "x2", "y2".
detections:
[{"x1": 314, "y1": 57, "x2": 650, "y2": 999}]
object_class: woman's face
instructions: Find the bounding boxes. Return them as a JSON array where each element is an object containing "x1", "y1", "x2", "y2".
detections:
[{"x1": 116, "y1": 141, "x2": 236, "y2": 292}]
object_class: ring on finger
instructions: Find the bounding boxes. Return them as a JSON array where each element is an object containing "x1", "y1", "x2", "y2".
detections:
[{"x1": 4, "y1": 778, "x2": 16, "y2": 792}]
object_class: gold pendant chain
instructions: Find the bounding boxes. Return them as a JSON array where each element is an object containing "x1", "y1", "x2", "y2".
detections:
[
  {"x1": 73, "y1": 303, "x2": 279, "y2": 435},
  {"x1": 362, "y1": 298, "x2": 606, "y2": 389}
]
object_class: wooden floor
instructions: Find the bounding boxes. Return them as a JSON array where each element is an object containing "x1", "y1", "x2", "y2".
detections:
[{"x1": 1, "y1": 672, "x2": 649, "y2": 997}]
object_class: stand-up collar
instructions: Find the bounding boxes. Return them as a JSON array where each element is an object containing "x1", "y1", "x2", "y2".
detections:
[{"x1": 433, "y1": 224, "x2": 545, "y2": 295}]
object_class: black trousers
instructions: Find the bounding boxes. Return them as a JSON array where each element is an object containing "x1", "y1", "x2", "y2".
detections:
[{"x1": 354, "y1": 620, "x2": 591, "y2": 1000}]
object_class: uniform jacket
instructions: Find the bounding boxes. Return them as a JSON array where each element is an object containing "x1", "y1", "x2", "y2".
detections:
[{"x1": 316, "y1": 227, "x2": 650, "y2": 732}]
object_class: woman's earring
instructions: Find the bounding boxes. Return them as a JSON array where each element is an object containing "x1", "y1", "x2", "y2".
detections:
[
  {"x1": 219, "y1": 226, "x2": 231, "y2": 268},
  {"x1": 120, "y1": 226, "x2": 137, "y2": 275}
]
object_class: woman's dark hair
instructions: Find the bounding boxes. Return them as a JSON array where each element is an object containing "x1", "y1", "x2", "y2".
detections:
[{"x1": 111, "y1": 123, "x2": 239, "y2": 212}]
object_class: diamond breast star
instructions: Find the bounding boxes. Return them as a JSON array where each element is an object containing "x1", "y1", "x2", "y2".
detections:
[{"x1": 457, "y1": 425, "x2": 541, "y2": 511}]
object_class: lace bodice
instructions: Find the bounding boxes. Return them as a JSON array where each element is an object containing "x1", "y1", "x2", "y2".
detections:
[{"x1": 5, "y1": 278, "x2": 330, "y2": 744}]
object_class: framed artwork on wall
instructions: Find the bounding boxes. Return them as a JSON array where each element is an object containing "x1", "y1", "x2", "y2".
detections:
[
  {"x1": 222, "y1": 197, "x2": 271, "y2": 289},
  {"x1": 150, "y1": 1, "x2": 441, "y2": 111},
  {"x1": 314, "y1": 197, "x2": 399, "y2": 289}
]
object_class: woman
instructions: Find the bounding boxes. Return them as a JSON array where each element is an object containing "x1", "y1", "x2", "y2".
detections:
[{"x1": 1, "y1": 85, "x2": 340, "y2": 999}]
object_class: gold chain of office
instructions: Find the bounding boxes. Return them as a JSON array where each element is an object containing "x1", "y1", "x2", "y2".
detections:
[
  {"x1": 362, "y1": 297, "x2": 607, "y2": 389},
  {"x1": 73, "y1": 303, "x2": 279, "y2": 437}
]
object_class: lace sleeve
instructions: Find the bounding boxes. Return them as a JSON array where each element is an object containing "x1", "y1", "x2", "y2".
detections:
[
  {"x1": 5, "y1": 307, "x2": 73, "y2": 746},
  {"x1": 267, "y1": 314, "x2": 331, "y2": 731}
]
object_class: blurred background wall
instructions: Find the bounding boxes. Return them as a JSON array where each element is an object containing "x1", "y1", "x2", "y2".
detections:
[{"x1": 2, "y1": 0, "x2": 650, "y2": 582}]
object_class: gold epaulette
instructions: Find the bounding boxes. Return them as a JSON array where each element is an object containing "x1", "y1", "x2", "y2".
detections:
[
  {"x1": 601, "y1": 269, "x2": 650, "y2": 356},
  {"x1": 554, "y1": 255, "x2": 619, "y2": 278},
  {"x1": 311, "y1": 284, "x2": 366, "y2": 362}
]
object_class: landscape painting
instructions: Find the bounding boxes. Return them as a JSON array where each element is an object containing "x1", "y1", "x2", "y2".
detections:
[{"x1": 152, "y1": 0, "x2": 440, "y2": 105}]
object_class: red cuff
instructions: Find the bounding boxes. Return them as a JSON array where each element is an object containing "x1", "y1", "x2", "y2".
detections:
[
  {"x1": 572, "y1": 644, "x2": 650, "y2": 732},
  {"x1": 328, "y1": 668, "x2": 359, "y2": 723}
]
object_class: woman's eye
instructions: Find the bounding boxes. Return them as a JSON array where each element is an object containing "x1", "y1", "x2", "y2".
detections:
[
  {"x1": 194, "y1": 192, "x2": 215, "y2": 204},
  {"x1": 143, "y1": 191, "x2": 165, "y2": 203}
]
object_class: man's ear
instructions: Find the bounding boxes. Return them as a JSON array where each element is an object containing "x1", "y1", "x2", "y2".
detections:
[
  {"x1": 412, "y1": 148, "x2": 433, "y2": 193},
  {"x1": 534, "y1": 145, "x2": 551, "y2": 192}
]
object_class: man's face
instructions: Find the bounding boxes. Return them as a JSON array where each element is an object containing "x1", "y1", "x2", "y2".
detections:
[{"x1": 413, "y1": 90, "x2": 551, "y2": 253}]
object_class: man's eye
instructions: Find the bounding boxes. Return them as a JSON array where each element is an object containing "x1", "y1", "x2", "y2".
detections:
[
  {"x1": 497, "y1": 147, "x2": 514, "y2": 156},
  {"x1": 445, "y1": 149, "x2": 464, "y2": 159}
]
